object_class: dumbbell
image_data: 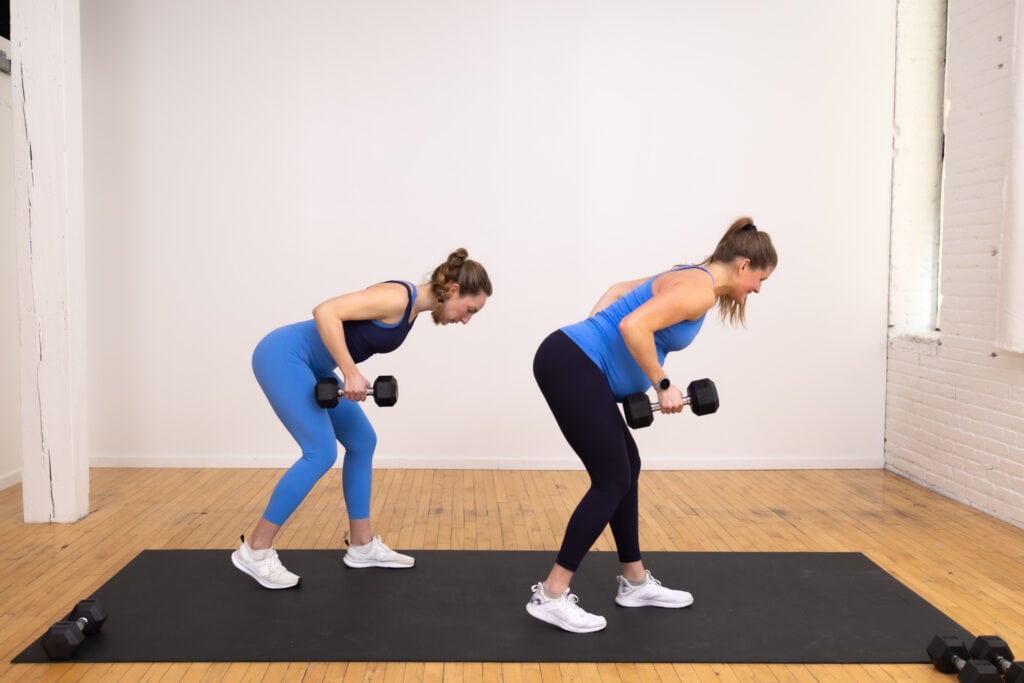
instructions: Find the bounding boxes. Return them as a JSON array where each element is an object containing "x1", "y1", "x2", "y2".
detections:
[
  {"x1": 315, "y1": 375, "x2": 398, "y2": 408},
  {"x1": 41, "y1": 599, "x2": 108, "y2": 660},
  {"x1": 926, "y1": 635, "x2": 1002, "y2": 682},
  {"x1": 622, "y1": 378, "x2": 719, "y2": 429},
  {"x1": 970, "y1": 635, "x2": 1024, "y2": 683}
]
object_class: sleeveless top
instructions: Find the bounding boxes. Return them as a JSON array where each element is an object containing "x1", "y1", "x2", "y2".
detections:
[
  {"x1": 284, "y1": 280, "x2": 418, "y2": 376},
  {"x1": 561, "y1": 266, "x2": 711, "y2": 399}
]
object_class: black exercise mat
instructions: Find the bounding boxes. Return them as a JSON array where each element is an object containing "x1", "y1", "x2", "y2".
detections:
[{"x1": 14, "y1": 550, "x2": 971, "y2": 663}]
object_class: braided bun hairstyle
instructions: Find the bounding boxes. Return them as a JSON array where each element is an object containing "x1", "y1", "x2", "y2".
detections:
[
  {"x1": 702, "y1": 217, "x2": 777, "y2": 326},
  {"x1": 429, "y1": 248, "x2": 493, "y2": 323}
]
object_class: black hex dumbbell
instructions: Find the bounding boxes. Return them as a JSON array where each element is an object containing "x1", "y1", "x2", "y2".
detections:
[
  {"x1": 41, "y1": 599, "x2": 108, "y2": 660},
  {"x1": 622, "y1": 378, "x2": 719, "y2": 429},
  {"x1": 970, "y1": 635, "x2": 1024, "y2": 683},
  {"x1": 926, "y1": 635, "x2": 1001, "y2": 682},
  {"x1": 315, "y1": 375, "x2": 398, "y2": 408}
]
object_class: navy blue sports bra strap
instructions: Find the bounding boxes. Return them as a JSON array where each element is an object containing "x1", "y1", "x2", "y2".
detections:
[{"x1": 383, "y1": 280, "x2": 417, "y2": 323}]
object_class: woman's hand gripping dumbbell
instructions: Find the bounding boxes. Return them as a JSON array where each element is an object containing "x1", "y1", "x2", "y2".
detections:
[
  {"x1": 622, "y1": 377, "x2": 719, "y2": 429},
  {"x1": 314, "y1": 375, "x2": 398, "y2": 408}
]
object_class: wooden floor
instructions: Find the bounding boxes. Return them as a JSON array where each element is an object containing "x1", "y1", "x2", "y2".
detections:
[{"x1": 1, "y1": 467, "x2": 1022, "y2": 682}]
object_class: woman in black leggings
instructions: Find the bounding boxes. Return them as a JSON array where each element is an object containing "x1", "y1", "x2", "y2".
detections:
[{"x1": 525, "y1": 218, "x2": 778, "y2": 633}]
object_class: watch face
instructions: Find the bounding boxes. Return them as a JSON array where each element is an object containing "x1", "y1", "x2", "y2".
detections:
[{"x1": 658, "y1": 378, "x2": 671, "y2": 390}]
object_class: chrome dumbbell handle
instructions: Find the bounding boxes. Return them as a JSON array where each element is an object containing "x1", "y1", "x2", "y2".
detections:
[{"x1": 649, "y1": 390, "x2": 692, "y2": 413}]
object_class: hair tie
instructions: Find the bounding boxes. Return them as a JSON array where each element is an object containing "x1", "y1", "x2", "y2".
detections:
[{"x1": 742, "y1": 223, "x2": 757, "y2": 232}]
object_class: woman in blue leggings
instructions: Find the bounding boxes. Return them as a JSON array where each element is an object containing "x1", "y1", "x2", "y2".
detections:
[
  {"x1": 526, "y1": 218, "x2": 777, "y2": 633},
  {"x1": 232, "y1": 248, "x2": 492, "y2": 589}
]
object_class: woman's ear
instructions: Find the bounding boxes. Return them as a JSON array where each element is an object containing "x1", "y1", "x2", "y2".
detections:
[
  {"x1": 445, "y1": 282, "x2": 461, "y2": 299},
  {"x1": 736, "y1": 257, "x2": 751, "y2": 272}
]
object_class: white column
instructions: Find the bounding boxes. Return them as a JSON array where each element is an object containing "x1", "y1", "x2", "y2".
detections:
[
  {"x1": 1, "y1": 37, "x2": 23, "y2": 492},
  {"x1": 12, "y1": 0, "x2": 89, "y2": 522},
  {"x1": 888, "y1": 0, "x2": 947, "y2": 334},
  {"x1": 998, "y1": 0, "x2": 1024, "y2": 353}
]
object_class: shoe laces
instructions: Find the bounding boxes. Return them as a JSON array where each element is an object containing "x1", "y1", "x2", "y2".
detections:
[
  {"x1": 261, "y1": 549, "x2": 289, "y2": 576},
  {"x1": 560, "y1": 592, "x2": 592, "y2": 617},
  {"x1": 532, "y1": 583, "x2": 586, "y2": 614},
  {"x1": 346, "y1": 535, "x2": 384, "y2": 556},
  {"x1": 367, "y1": 536, "x2": 394, "y2": 558}
]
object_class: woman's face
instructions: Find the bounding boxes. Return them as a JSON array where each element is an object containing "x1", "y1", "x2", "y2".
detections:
[
  {"x1": 730, "y1": 260, "x2": 773, "y2": 305},
  {"x1": 438, "y1": 287, "x2": 489, "y2": 325}
]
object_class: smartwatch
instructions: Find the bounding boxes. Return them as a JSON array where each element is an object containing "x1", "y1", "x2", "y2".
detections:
[{"x1": 657, "y1": 377, "x2": 671, "y2": 391}]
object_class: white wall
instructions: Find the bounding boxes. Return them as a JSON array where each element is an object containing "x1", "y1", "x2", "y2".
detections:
[
  {"x1": 0, "y1": 35, "x2": 21, "y2": 489},
  {"x1": 887, "y1": 0, "x2": 1024, "y2": 530},
  {"x1": 80, "y1": 1, "x2": 897, "y2": 470}
]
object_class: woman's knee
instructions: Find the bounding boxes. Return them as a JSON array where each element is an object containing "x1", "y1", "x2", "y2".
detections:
[
  {"x1": 343, "y1": 443, "x2": 376, "y2": 475},
  {"x1": 301, "y1": 443, "x2": 339, "y2": 476},
  {"x1": 355, "y1": 427, "x2": 378, "y2": 454},
  {"x1": 591, "y1": 469, "x2": 633, "y2": 502},
  {"x1": 330, "y1": 401, "x2": 378, "y2": 453},
  {"x1": 338, "y1": 419, "x2": 378, "y2": 457}
]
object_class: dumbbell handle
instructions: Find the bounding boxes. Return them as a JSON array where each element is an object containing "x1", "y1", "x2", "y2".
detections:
[
  {"x1": 333, "y1": 386, "x2": 380, "y2": 397},
  {"x1": 992, "y1": 655, "x2": 1013, "y2": 673},
  {"x1": 649, "y1": 391, "x2": 694, "y2": 413},
  {"x1": 949, "y1": 653, "x2": 994, "y2": 674},
  {"x1": 72, "y1": 617, "x2": 89, "y2": 632}
]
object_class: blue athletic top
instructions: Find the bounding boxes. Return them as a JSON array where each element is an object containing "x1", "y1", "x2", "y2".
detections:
[
  {"x1": 561, "y1": 266, "x2": 711, "y2": 399},
  {"x1": 281, "y1": 281, "x2": 418, "y2": 376}
]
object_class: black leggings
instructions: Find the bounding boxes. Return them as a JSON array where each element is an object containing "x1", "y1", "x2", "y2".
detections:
[{"x1": 533, "y1": 330, "x2": 642, "y2": 572}]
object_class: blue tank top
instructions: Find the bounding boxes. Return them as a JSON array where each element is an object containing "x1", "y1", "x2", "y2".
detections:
[
  {"x1": 561, "y1": 266, "x2": 710, "y2": 399},
  {"x1": 282, "y1": 281, "x2": 418, "y2": 376}
]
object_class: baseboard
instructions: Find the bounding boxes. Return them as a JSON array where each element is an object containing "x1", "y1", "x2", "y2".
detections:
[
  {"x1": 90, "y1": 453, "x2": 884, "y2": 470},
  {"x1": 0, "y1": 468, "x2": 21, "y2": 491}
]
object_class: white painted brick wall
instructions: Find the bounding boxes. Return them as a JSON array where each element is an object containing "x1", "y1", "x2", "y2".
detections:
[{"x1": 886, "y1": 0, "x2": 1024, "y2": 531}]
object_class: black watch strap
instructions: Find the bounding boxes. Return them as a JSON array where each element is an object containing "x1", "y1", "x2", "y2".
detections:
[{"x1": 657, "y1": 377, "x2": 671, "y2": 391}]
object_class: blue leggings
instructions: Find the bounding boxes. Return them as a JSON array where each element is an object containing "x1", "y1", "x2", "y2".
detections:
[{"x1": 252, "y1": 327, "x2": 377, "y2": 525}]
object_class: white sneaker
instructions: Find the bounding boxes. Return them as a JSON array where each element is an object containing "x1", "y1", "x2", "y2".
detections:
[
  {"x1": 230, "y1": 536, "x2": 300, "y2": 589},
  {"x1": 614, "y1": 570, "x2": 693, "y2": 608},
  {"x1": 525, "y1": 583, "x2": 607, "y2": 633},
  {"x1": 343, "y1": 536, "x2": 415, "y2": 568}
]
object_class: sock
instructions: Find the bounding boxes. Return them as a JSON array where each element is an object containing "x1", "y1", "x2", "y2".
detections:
[
  {"x1": 625, "y1": 574, "x2": 648, "y2": 587},
  {"x1": 242, "y1": 536, "x2": 272, "y2": 560},
  {"x1": 538, "y1": 583, "x2": 562, "y2": 601}
]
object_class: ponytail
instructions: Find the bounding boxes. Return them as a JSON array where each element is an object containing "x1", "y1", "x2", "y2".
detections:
[{"x1": 702, "y1": 217, "x2": 777, "y2": 326}]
